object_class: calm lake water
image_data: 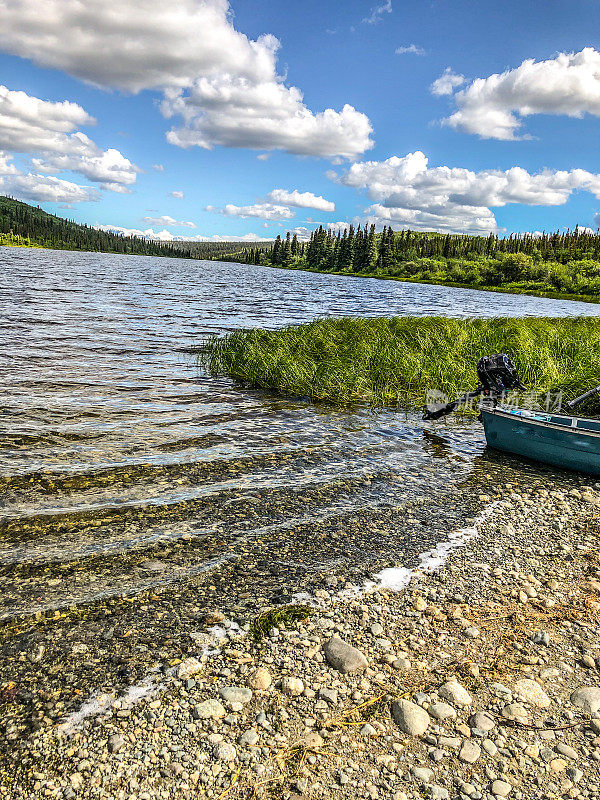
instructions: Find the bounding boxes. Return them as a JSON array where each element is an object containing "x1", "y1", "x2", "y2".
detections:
[{"x1": 1, "y1": 248, "x2": 599, "y2": 620}]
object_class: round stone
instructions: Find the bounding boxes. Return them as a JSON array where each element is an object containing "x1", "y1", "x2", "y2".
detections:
[
  {"x1": 439, "y1": 680, "x2": 472, "y2": 706},
  {"x1": 219, "y1": 686, "x2": 253, "y2": 705},
  {"x1": 570, "y1": 686, "x2": 600, "y2": 714},
  {"x1": 391, "y1": 699, "x2": 430, "y2": 736},
  {"x1": 514, "y1": 679, "x2": 551, "y2": 708}
]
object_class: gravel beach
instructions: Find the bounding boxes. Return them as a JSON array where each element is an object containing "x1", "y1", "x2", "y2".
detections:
[{"x1": 2, "y1": 476, "x2": 600, "y2": 800}]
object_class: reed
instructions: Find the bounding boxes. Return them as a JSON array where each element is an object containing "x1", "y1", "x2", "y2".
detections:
[{"x1": 200, "y1": 316, "x2": 600, "y2": 410}]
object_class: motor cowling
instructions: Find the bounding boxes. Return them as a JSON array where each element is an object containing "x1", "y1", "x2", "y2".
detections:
[{"x1": 476, "y1": 353, "x2": 525, "y2": 395}]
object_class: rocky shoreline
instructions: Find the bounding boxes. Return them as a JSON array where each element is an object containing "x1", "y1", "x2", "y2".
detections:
[{"x1": 3, "y1": 480, "x2": 600, "y2": 800}]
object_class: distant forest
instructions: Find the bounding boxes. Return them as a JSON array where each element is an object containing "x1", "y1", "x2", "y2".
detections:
[
  {"x1": 0, "y1": 196, "x2": 272, "y2": 260},
  {"x1": 230, "y1": 224, "x2": 600, "y2": 298},
  {"x1": 4, "y1": 194, "x2": 600, "y2": 298}
]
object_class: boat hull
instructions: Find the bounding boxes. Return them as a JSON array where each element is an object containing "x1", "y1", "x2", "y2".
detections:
[{"x1": 480, "y1": 406, "x2": 600, "y2": 476}]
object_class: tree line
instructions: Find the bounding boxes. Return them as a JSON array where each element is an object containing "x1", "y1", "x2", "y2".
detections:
[{"x1": 230, "y1": 224, "x2": 600, "y2": 297}]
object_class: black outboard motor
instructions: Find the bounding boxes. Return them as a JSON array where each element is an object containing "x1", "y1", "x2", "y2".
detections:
[
  {"x1": 476, "y1": 353, "x2": 525, "y2": 395},
  {"x1": 423, "y1": 353, "x2": 525, "y2": 421}
]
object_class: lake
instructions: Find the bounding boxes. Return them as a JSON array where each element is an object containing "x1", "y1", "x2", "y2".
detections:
[{"x1": 1, "y1": 248, "x2": 599, "y2": 622}]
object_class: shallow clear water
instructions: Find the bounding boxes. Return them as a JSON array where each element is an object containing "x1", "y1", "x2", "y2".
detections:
[{"x1": 1, "y1": 248, "x2": 598, "y2": 619}]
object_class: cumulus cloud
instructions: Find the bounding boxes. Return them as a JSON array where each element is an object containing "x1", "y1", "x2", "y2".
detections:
[
  {"x1": 363, "y1": 0, "x2": 393, "y2": 24},
  {"x1": 95, "y1": 225, "x2": 273, "y2": 243},
  {"x1": 0, "y1": 150, "x2": 17, "y2": 175},
  {"x1": 330, "y1": 150, "x2": 600, "y2": 234},
  {"x1": 152, "y1": 163, "x2": 165, "y2": 171},
  {"x1": 205, "y1": 202, "x2": 295, "y2": 221},
  {"x1": 0, "y1": 0, "x2": 374, "y2": 159},
  {"x1": 0, "y1": 84, "x2": 137, "y2": 194},
  {"x1": 1, "y1": 172, "x2": 99, "y2": 203},
  {"x1": 142, "y1": 214, "x2": 196, "y2": 228},
  {"x1": 395, "y1": 45, "x2": 425, "y2": 56},
  {"x1": 430, "y1": 68, "x2": 465, "y2": 97},
  {"x1": 170, "y1": 190, "x2": 184, "y2": 198},
  {"x1": 266, "y1": 188, "x2": 335, "y2": 212},
  {"x1": 95, "y1": 224, "x2": 176, "y2": 241},
  {"x1": 327, "y1": 221, "x2": 351, "y2": 232},
  {"x1": 291, "y1": 226, "x2": 312, "y2": 241},
  {"x1": 437, "y1": 48, "x2": 600, "y2": 140},
  {"x1": 200, "y1": 232, "x2": 273, "y2": 242}
]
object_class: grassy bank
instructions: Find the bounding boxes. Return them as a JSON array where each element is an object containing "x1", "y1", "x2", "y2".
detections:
[{"x1": 201, "y1": 316, "x2": 600, "y2": 409}]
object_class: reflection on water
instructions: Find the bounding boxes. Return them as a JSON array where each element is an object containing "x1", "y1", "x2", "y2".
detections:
[{"x1": 1, "y1": 248, "x2": 598, "y2": 619}]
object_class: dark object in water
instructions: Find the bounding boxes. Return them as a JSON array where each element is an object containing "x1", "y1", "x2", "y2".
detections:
[
  {"x1": 423, "y1": 353, "x2": 600, "y2": 475},
  {"x1": 423, "y1": 353, "x2": 525, "y2": 421}
]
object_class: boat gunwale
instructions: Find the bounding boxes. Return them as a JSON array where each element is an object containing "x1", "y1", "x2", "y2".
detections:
[{"x1": 480, "y1": 405, "x2": 600, "y2": 439}]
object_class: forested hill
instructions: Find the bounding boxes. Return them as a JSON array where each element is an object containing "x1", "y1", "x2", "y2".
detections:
[{"x1": 0, "y1": 196, "x2": 195, "y2": 258}]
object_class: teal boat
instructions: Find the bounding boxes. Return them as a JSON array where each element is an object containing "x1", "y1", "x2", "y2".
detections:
[
  {"x1": 480, "y1": 405, "x2": 600, "y2": 475},
  {"x1": 423, "y1": 352, "x2": 600, "y2": 476}
]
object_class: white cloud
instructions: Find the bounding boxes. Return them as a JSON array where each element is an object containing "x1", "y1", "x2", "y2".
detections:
[
  {"x1": 95, "y1": 224, "x2": 176, "y2": 241},
  {"x1": 0, "y1": 151, "x2": 17, "y2": 175},
  {"x1": 438, "y1": 48, "x2": 600, "y2": 140},
  {"x1": 162, "y1": 84, "x2": 373, "y2": 159},
  {"x1": 578, "y1": 225, "x2": 595, "y2": 233},
  {"x1": 0, "y1": 84, "x2": 137, "y2": 192},
  {"x1": 395, "y1": 45, "x2": 425, "y2": 56},
  {"x1": 266, "y1": 188, "x2": 335, "y2": 212},
  {"x1": 170, "y1": 190, "x2": 184, "y2": 198},
  {"x1": 202, "y1": 232, "x2": 273, "y2": 242},
  {"x1": 291, "y1": 226, "x2": 312, "y2": 241},
  {"x1": 206, "y1": 202, "x2": 295, "y2": 221},
  {"x1": 430, "y1": 68, "x2": 465, "y2": 97},
  {"x1": 0, "y1": 0, "x2": 374, "y2": 159},
  {"x1": 152, "y1": 163, "x2": 165, "y2": 171},
  {"x1": 142, "y1": 214, "x2": 196, "y2": 228},
  {"x1": 363, "y1": 0, "x2": 392, "y2": 24},
  {"x1": 331, "y1": 151, "x2": 600, "y2": 234},
  {"x1": 1, "y1": 172, "x2": 99, "y2": 203},
  {"x1": 327, "y1": 221, "x2": 351, "y2": 232}
]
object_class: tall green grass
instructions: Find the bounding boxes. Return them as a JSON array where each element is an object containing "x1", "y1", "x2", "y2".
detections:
[{"x1": 200, "y1": 316, "x2": 600, "y2": 410}]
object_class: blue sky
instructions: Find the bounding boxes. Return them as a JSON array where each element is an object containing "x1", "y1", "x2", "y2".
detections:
[{"x1": 0, "y1": 0, "x2": 599, "y2": 241}]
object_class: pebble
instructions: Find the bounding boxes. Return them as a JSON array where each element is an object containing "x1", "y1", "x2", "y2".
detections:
[
  {"x1": 469, "y1": 712, "x2": 495, "y2": 731},
  {"x1": 214, "y1": 742, "x2": 237, "y2": 762},
  {"x1": 177, "y1": 657, "x2": 203, "y2": 680},
  {"x1": 391, "y1": 699, "x2": 430, "y2": 736},
  {"x1": 108, "y1": 734, "x2": 125, "y2": 754},
  {"x1": 439, "y1": 680, "x2": 472, "y2": 706},
  {"x1": 411, "y1": 766, "x2": 434, "y2": 783},
  {"x1": 429, "y1": 702, "x2": 457, "y2": 721},
  {"x1": 238, "y1": 729, "x2": 259, "y2": 747},
  {"x1": 459, "y1": 740, "x2": 481, "y2": 764},
  {"x1": 501, "y1": 703, "x2": 528, "y2": 724},
  {"x1": 570, "y1": 687, "x2": 600, "y2": 714},
  {"x1": 219, "y1": 686, "x2": 253, "y2": 705},
  {"x1": 491, "y1": 779, "x2": 512, "y2": 797},
  {"x1": 514, "y1": 678, "x2": 551, "y2": 708},
  {"x1": 248, "y1": 667, "x2": 272, "y2": 690},
  {"x1": 195, "y1": 699, "x2": 226, "y2": 720},
  {"x1": 281, "y1": 676, "x2": 304, "y2": 696},
  {"x1": 323, "y1": 635, "x2": 368, "y2": 674}
]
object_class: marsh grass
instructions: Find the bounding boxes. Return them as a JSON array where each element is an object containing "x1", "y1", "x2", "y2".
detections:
[{"x1": 200, "y1": 316, "x2": 600, "y2": 411}]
